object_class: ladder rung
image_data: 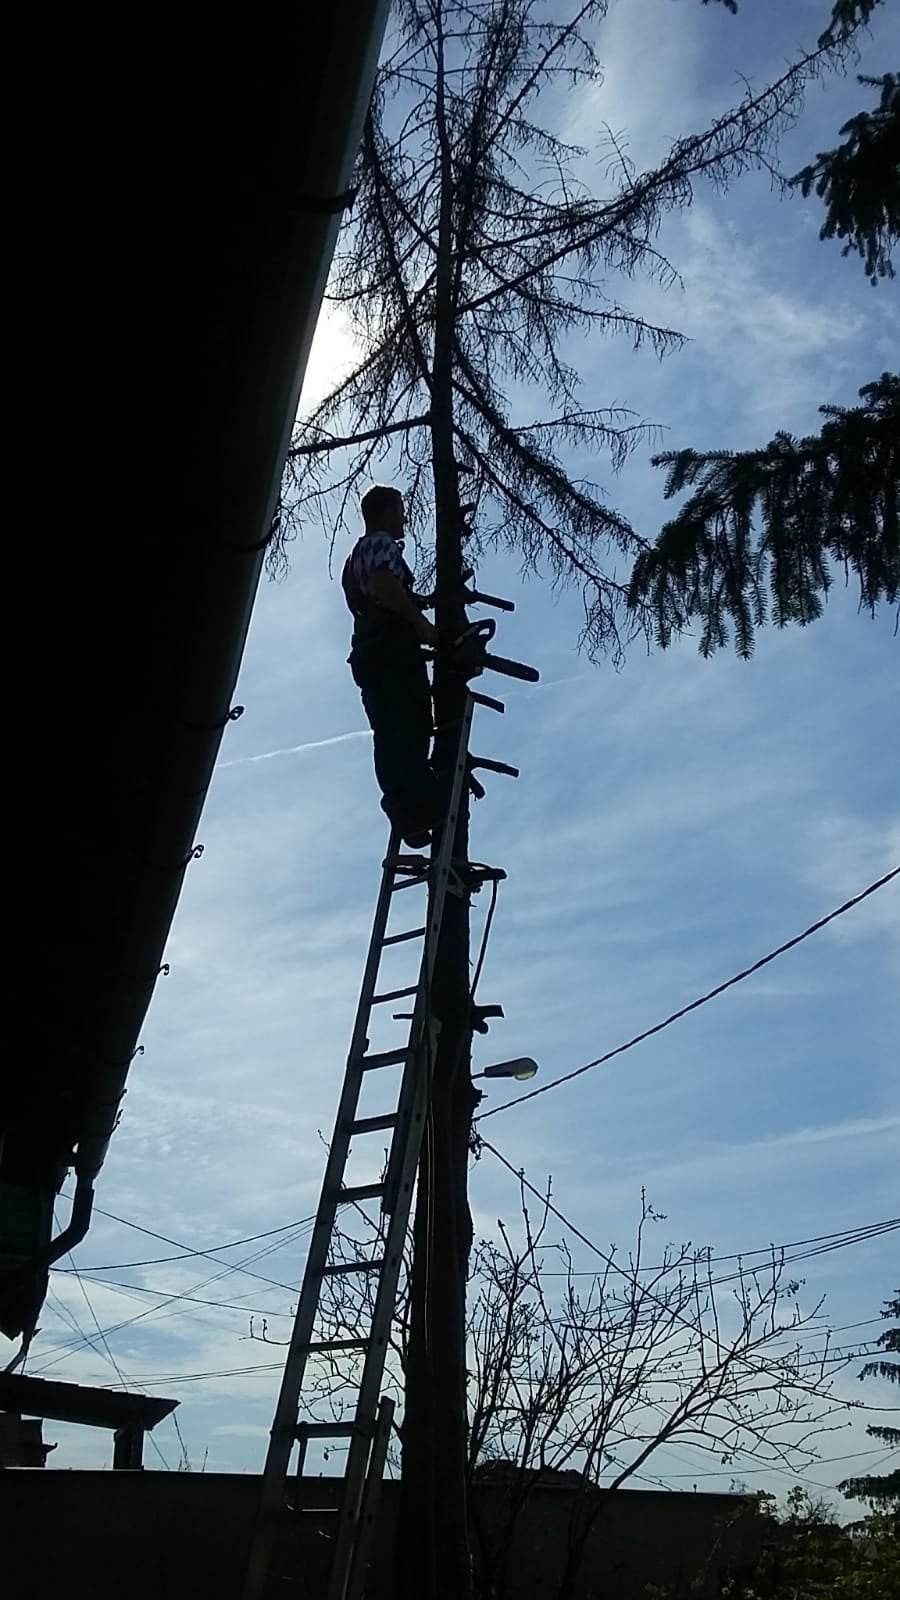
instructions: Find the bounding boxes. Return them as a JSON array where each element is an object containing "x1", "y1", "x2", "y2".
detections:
[
  {"x1": 350, "y1": 1113, "x2": 398, "y2": 1136},
  {"x1": 337, "y1": 1182, "x2": 385, "y2": 1205},
  {"x1": 273, "y1": 1507, "x2": 340, "y2": 1524},
  {"x1": 471, "y1": 689, "x2": 505, "y2": 713},
  {"x1": 305, "y1": 1338, "x2": 369, "y2": 1354},
  {"x1": 388, "y1": 854, "x2": 430, "y2": 874},
  {"x1": 357, "y1": 1047, "x2": 410, "y2": 1071},
  {"x1": 470, "y1": 755, "x2": 519, "y2": 778},
  {"x1": 323, "y1": 1257, "x2": 384, "y2": 1278},
  {"x1": 391, "y1": 873, "x2": 429, "y2": 894},
  {"x1": 295, "y1": 1421, "x2": 370, "y2": 1441},
  {"x1": 372, "y1": 985, "x2": 418, "y2": 1005},
  {"x1": 382, "y1": 925, "x2": 426, "y2": 946}
]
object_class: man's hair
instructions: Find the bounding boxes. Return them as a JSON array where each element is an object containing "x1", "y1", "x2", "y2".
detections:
[{"x1": 361, "y1": 485, "x2": 403, "y2": 528}]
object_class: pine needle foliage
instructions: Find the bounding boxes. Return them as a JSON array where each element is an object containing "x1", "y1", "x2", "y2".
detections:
[
  {"x1": 793, "y1": 72, "x2": 899, "y2": 284},
  {"x1": 840, "y1": 1291, "x2": 900, "y2": 1508},
  {"x1": 629, "y1": 374, "x2": 900, "y2": 657}
]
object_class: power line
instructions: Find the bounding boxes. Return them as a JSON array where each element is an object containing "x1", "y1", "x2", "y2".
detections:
[
  {"x1": 652, "y1": 1445, "x2": 899, "y2": 1480},
  {"x1": 700, "y1": 1224, "x2": 899, "y2": 1292},
  {"x1": 51, "y1": 1223, "x2": 896, "y2": 1332},
  {"x1": 50, "y1": 1272, "x2": 892, "y2": 1348},
  {"x1": 477, "y1": 867, "x2": 899, "y2": 1120},
  {"x1": 93, "y1": 1344, "x2": 888, "y2": 1396},
  {"x1": 477, "y1": 1150, "x2": 898, "y2": 1297},
  {"x1": 64, "y1": 1200, "x2": 316, "y2": 1278},
  {"x1": 29, "y1": 1217, "x2": 316, "y2": 1376},
  {"x1": 31, "y1": 1223, "x2": 312, "y2": 1373},
  {"x1": 88, "y1": 1360, "x2": 287, "y2": 1386},
  {"x1": 539, "y1": 1345, "x2": 883, "y2": 1380},
  {"x1": 530, "y1": 1224, "x2": 899, "y2": 1279},
  {"x1": 628, "y1": 1395, "x2": 892, "y2": 1496},
  {"x1": 69, "y1": 1188, "x2": 898, "y2": 1293},
  {"x1": 479, "y1": 1137, "x2": 898, "y2": 1415},
  {"x1": 50, "y1": 1271, "x2": 297, "y2": 1319},
  {"x1": 67, "y1": 1334, "x2": 890, "y2": 1399},
  {"x1": 51, "y1": 1259, "x2": 172, "y2": 1471},
  {"x1": 68, "y1": 1252, "x2": 130, "y2": 1394}
]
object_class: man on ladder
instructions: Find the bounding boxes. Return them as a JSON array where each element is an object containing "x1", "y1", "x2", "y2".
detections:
[
  {"x1": 343, "y1": 486, "x2": 440, "y2": 849},
  {"x1": 241, "y1": 498, "x2": 538, "y2": 1600}
]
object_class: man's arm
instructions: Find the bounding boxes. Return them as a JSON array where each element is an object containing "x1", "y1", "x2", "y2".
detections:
[{"x1": 369, "y1": 571, "x2": 438, "y2": 645}]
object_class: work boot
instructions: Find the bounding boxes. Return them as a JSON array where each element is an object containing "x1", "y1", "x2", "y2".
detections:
[{"x1": 401, "y1": 826, "x2": 432, "y2": 849}]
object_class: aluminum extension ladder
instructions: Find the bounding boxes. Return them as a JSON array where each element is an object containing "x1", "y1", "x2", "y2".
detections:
[{"x1": 242, "y1": 691, "x2": 482, "y2": 1600}]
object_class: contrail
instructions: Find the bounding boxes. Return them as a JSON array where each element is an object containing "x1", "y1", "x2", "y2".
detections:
[
  {"x1": 534, "y1": 673, "x2": 585, "y2": 691},
  {"x1": 218, "y1": 729, "x2": 372, "y2": 770},
  {"x1": 220, "y1": 675, "x2": 583, "y2": 773}
]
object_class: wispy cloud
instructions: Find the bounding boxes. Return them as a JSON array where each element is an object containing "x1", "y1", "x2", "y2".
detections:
[
  {"x1": 754, "y1": 1114, "x2": 900, "y2": 1155},
  {"x1": 26, "y1": 5, "x2": 898, "y2": 1490}
]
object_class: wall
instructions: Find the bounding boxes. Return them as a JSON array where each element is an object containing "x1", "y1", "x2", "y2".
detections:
[{"x1": 1, "y1": 1471, "x2": 763, "y2": 1600}]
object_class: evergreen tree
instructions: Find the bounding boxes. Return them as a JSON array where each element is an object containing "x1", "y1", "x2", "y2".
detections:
[
  {"x1": 628, "y1": 374, "x2": 899, "y2": 658},
  {"x1": 794, "y1": 70, "x2": 899, "y2": 285},
  {"x1": 628, "y1": 4, "x2": 899, "y2": 656},
  {"x1": 840, "y1": 1290, "x2": 900, "y2": 1509}
]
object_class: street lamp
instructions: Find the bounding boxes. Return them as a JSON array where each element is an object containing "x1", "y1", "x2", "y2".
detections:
[{"x1": 473, "y1": 1057, "x2": 539, "y2": 1082}]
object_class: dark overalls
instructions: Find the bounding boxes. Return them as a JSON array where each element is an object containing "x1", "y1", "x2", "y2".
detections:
[{"x1": 342, "y1": 539, "x2": 440, "y2": 837}]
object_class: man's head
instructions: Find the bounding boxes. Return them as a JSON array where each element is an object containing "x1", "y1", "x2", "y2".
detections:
[{"x1": 361, "y1": 485, "x2": 405, "y2": 541}]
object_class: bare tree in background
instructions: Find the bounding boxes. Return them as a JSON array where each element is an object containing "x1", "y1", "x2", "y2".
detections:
[
  {"x1": 274, "y1": 4, "x2": 874, "y2": 1593},
  {"x1": 254, "y1": 1184, "x2": 860, "y2": 1599},
  {"x1": 463, "y1": 1180, "x2": 863, "y2": 1600}
]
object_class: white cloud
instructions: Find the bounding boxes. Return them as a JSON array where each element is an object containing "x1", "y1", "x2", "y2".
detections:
[
  {"x1": 804, "y1": 815, "x2": 900, "y2": 948},
  {"x1": 672, "y1": 206, "x2": 864, "y2": 427},
  {"x1": 20, "y1": 3, "x2": 899, "y2": 1479},
  {"x1": 298, "y1": 302, "x2": 359, "y2": 411}
]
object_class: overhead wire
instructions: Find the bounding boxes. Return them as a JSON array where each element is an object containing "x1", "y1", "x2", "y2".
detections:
[
  {"x1": 32, "y1": 873, "x2": 896, "y2": 1420},
  {"x1": 600, "y1": 1388, "x2": 892, "y2": 1496},
  {"x1": 29, "y1": 1215, "x2": 316, "y2": 1376},
  {"x1": 30, "y1": 1224, "x2": 312, "y2": 1375},
  {"x1": 48, "y1": 1206, "x2": 896, "y2": 1337},
  {"x1": 47, "y1": 1272, "x2": 892, "y2": 1353},
  {"x1": 50, "y1": 1272, "x2": 298, "y2": 1319},
  {"x1": 65, "y1": 1213, "x2": 316, "y2": 1273},
  {"x1": 649, "y1": 1445, "x2": 899, "y2": 1481},
  {"x1": 529, "y1": 1224, "x2": 899, "y2": 1279},
  {"x1": 479, "y1": 1137, "x2": 898, "y2": 1418},
  {"x1": 61, "y1": 1199, "x2": 317, "y2": 1279},
  {"x1": 68, "y1": 1250, "x2": 130, "y2": 1394},
  {"x1": 477, "y1": 866, "x2": 899, "y2": 1120},
  {"x1": 57, "y1": 1202, "x2": 897, "y2": 1298},
  {"x1": 49, "y1": 1257, "x2": 172, "y2": 1470},
  {"x1": 691, "y1": 1223, "x2": 899, "y2": 1292}
]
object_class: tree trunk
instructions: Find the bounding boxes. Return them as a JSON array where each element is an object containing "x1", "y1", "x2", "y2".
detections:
[
  {"x1": 397, "y1": 12, "x2": 477, "y2": 1586},
  {"x1": 398, "y1": 325, "x2": 477, "y2": 1600}
]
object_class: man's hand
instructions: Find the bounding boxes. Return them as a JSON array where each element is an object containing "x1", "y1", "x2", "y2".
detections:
[{"x1": 370, "y1": 569, "x2": 439, "y2": 647}]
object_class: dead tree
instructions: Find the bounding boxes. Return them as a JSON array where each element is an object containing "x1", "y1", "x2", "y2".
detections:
[{"x1": 275, "y1": 5, "x2": 871, "y2": 1593}]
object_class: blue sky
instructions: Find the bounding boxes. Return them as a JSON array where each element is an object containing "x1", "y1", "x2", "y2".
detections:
[{"x1": 31, "y1": 0, "x2": 898, "y2": 1498}]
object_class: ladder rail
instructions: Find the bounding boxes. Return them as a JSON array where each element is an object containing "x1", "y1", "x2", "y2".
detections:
[
  {"x1": 381, "y1": 694, "x2": 474, "y2": 1212},
  {"x1": 242, "y1": 830, "x2": 403, "y2": 1597},
  {"x1": 325, "y1": 695, "x2": 474, "y2": 1600},
  {"x1": 242, "y1": 694, "x2": 475, "y2": 1600},
  {"x1": 346, "y1": 1396, "x2": 395, "y2": 1600}
]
